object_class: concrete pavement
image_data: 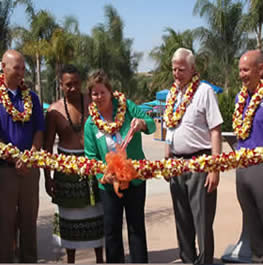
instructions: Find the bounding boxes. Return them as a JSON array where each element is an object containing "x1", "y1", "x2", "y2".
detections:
[{"x1": 36, "y1": 134, "x2": 242, "y2": 263}]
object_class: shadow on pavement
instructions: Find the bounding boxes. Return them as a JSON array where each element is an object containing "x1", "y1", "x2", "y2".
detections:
[
  {"x1": 145, "y1": 206, "x2": 174, "y2": 224},
  {"x1": 37, "y1": 214, "x2": 64, "y2": 263},
  {"x1": 148, "y1": 249, "x2": 223, "y2": 264},
  {"x1": 148, "y1": 248, "x2": 180, "y2": 263}
]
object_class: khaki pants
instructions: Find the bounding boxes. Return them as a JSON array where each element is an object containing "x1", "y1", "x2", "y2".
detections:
[{"x1": 0, "y1": 166, "x2": 40, "y2": 263}]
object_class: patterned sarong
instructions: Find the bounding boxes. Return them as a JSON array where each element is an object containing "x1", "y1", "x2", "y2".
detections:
[{"x1": 52, "y1": 146, "x2": 104, "y2": 249}]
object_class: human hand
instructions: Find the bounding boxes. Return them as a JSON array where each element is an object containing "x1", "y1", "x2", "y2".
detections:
[
  {"x1": 100, "y1": 173, "x2": 114, "y2": 184},
  {"x1": 15, "y1": 159, "x2": 30, "y2": 177},
  {"x1": 164, "y1": 143, "x2": 172, "y2": 160},
  {"x1": 163, "y1": 175, "x2": 170, "y2": 183},
  {"x1": 204, "y1": 171, "x2": 219, "y2": 193},
  {"x1": 130, "y1": 118, "x2": 146, "y2": 133},
  {"x1": 45, "y1": 178, "x2": 56, "y2": 198}
]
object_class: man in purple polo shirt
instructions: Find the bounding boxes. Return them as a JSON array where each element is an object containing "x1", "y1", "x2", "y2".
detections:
[
  {"x1": 0, "y1": 49, "x2": 45, "y2": 262},
  {"x1": 234, "y1": 50, "x2": 263, "y2": 263}
]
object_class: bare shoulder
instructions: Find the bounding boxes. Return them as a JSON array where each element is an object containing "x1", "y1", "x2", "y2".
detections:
[
  {"x1": 47, "y1": 99, "x2": 64, "y2": 113},
  {"x1": 45, "y1": 99, "x2": 65, "y2": 124}
]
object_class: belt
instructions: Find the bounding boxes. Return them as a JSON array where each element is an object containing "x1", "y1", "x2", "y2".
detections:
[
  {"x1": 0, "y1": 159, "x2": 15, "y2": 167},
  {"x1": 173, "y1": 149, "x2": 211, "y2": 159}
]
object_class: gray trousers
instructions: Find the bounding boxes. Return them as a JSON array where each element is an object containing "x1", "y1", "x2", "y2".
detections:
[
  {"x1": 170, "y1": 171, "x2": 217, "y2": 264},
  {"x1": 0, "y1": 166, "x2": 40, "y2": 263},
  {"x1": 236, "y1": 164, "x2": 263, "y2": 260}
]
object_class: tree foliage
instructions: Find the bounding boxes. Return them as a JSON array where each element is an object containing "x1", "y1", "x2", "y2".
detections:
[
  {"x1": 83, "y1": 5, "x2": 142, "y2": 100},
  {"x1": 9, "y1": 0, "x2": 263, "y2": 126},
  {"x1": 244, "y1": 0, "x2": 263, "y2": 50},
  {"x1": 193, "y1": 0, "x2": 247, "y2": 91},
  {"x1": 13, "y1": 0, "x2": 57, "y2": 104},
  {"x1": 150, "y1": 29, "x2": 195, "y2": 93},
  {"x1": 0, "y1": 0, "x2": 13, "y2": 57}
]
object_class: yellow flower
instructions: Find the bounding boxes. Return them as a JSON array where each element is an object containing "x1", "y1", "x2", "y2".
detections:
[
  {"x1": 2, "y1": 142, "x2": 263, "y2": 182},
  {"x1": 164, "y1": 74, "x2": 200, "y2": 128},
  {"x1": 0, "y1": 74, "x2": 33, "y2": 122},
  {"x1": 233, "y1": 80, "x2": 263, "y2": 140},
  {"x1": 89, "y1": 91, "x2": 127, "y2": 134}
]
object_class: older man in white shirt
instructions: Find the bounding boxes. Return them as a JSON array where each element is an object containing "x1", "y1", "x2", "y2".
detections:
[{"x1": 164, "y1": 48, "x2": 223, "y2": 264}]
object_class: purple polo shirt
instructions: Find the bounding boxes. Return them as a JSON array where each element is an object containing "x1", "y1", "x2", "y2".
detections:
[
  {"x1": 236, "y1": 93, "x2": 263, "y2": 150},
  {"x1": 0, "y1": 89, "x2": 45, "y2": 151}
]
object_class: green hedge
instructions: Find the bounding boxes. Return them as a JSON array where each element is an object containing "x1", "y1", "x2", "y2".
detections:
[{"x1": 218, "y1": 88, "x2": 239, "y2": 132}]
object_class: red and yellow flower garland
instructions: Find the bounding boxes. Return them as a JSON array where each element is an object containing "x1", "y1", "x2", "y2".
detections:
[
  {"x1": 164, "y1": 74, "x2": 200, "y2": 128},
  {"x1": 233, "y1": 79, "x2": 263, "y2": 140},
  {"x1": 1, "y1": 142, "x2": 263, "y2": 181},
  {"x1": 89, "y1": 90, "x2": 126, "y2": 134},
  {"x1": 0, "y1": 73, "x2": 32, "y2": 122}
]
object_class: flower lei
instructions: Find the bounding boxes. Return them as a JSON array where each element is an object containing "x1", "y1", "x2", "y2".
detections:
[
  {"x1": 233, "y1": 80, "x2": 263, "y2": 140},
  {"x1": 164, "y1": 74, "x2": 200, "y2": 128},
  {"x1": 1, "y1": 142, "x2": 263, "y2": 181},
  {"x1": 89, "y1": 90, "x2": 126, "y2": 134},
  {"x1": 0, "y1": 73, "x2": 32, "y2": 122}
]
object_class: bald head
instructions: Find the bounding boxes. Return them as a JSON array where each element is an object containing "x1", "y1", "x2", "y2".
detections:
[
  {"x1": 239, "y1": 49, "x2": 263, "y2": 92},
  {"x1": 2, "y1": 49, "x2": 24, "y2": 65},
  {"x1": 1, "y1": 50, "x2": 25, "y2": 90},
  {"x1": 240, "y1": 50, "x2": 263, "y2": 66}
]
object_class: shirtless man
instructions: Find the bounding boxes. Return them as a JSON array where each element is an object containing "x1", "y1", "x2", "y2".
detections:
[{"x1": 44, "y1": 65, "x2": 104, "y2": 263}]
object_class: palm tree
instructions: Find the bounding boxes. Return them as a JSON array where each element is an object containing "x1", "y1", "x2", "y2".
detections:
[
  {"x1": 150, "y1": 29, "x2": 195, "y2": 92},
  {"x1": 90, "y1": 23, "x2": 111, "y2": 73},
  {"x1": 13, "y1": 0, "x2": 57, "y2": 105},
  {"x1": 70, "y1": 33, "x2": 94, "y2": 80},
  {"x1": 44, "y1": 16, "x2": 79, "y2": 100},
  {"x1": 0, "y1": 0, "x2": 14, "y2": 57},
  {"x1": 12, "y1": 26, "x2": 44, "y2": 90},
  {"x1": 46, "y1": 29, "x2": 74, "y2": 100},
  {"x1": 245, "y1": 0, "x2": 263, "y2": 50},
  {"x1": 193, "y1": 0, "x2": 247, "y2": 92},
  {"x1": 87, "y1": 5, "x2": 141, "y2": 100}
]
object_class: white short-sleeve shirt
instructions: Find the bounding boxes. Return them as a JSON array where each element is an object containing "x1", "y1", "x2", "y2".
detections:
[{"x1": 165, "y1": 82, "x2": 223, "y2": 155}]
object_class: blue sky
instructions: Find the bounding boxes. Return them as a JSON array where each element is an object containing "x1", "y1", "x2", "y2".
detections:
[{"x1": 10, "y1": 0, "x2": 206, "y2": 72}]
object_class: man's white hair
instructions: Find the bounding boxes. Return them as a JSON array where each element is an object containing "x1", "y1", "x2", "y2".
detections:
[{"x1": 171, "y1": 48, "x2": 195, "y2": 67}]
